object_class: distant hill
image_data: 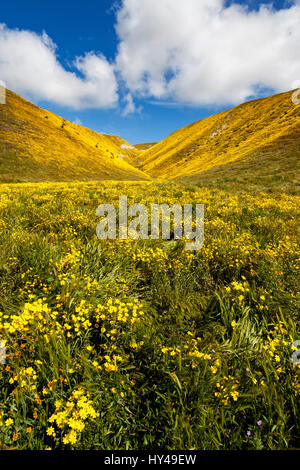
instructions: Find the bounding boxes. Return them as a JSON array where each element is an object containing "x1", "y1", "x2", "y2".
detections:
[
  {"x1": 0, "y1": 90, "x2": 149, "y2": 183},
  {"x1": 134, "y1": 143, "x2": 157, "y2": 151},
  {"x1": 139, "y1": 90, "x2": 300, "y2": 192}
]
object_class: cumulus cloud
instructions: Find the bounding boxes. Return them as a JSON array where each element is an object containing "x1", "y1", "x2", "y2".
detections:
[
  {"x1": 115, "y1": 0, "x2": 300, "y2": 105},
  {"x1": 122, "y1": 93, "x2": 136, "y2": 115},
  {"x1": 0, "y1": 1, "x2": 300, "y2": 111},
  {"x1": 0, "y1": 24, "x2": 118, "y2": 109}
]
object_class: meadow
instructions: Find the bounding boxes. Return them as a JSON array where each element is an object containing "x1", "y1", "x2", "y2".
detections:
[{"x1": 0, "y1": 180, "x2": 299, "y2": 450}]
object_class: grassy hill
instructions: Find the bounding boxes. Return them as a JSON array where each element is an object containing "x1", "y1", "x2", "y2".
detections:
[
  {"x1": 139, "y1": 90, "x2": 300, "y2": 192},
  {"x1": 1, "y1": 89, "x2": 299, "y2": 191},
  {"x1": 0, "y1": 90, "x2": 149, "y2": 183}
]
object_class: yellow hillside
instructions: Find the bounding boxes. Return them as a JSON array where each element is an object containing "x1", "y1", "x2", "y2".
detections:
[
  {"x1": 0, "y1": 90, "x2": 149, "y2": 182},
  {"x1": 134, "y1": 142, "x2": 157, "y2": 151},
  {"x1": 139, "y1": 90, "x2": 300, "y2": 187},
  {"x1": 1, "y1": 89, "x2": 299, "y2": 190}
]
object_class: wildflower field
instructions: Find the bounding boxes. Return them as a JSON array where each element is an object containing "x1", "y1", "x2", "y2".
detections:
[{"x1": 0, "y1": 180, "x2": 299, "y2": 450}]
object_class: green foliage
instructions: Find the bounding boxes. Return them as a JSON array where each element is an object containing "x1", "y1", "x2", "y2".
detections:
[{"x1": 0, "y1": 181, "x2": 299, "y2": 450}]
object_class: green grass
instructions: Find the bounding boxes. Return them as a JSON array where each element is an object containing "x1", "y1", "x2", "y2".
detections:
[{"x1": 0, "y1": 181, "x2": 299, "y2": 450}]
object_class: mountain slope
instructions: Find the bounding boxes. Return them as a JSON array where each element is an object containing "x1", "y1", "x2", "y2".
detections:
[
  {"x1": 0, "y1": 90, "x2": 149, "y2": 183},
  {"x1": 186, "y1": 128, "x2": 300, "y2": 193},
  {"x1": 134, "y1": 143, "x2": 157, "y2": 151},
  {"x1": 139, "y1": 90, "x2": 300, "y2": 190}
]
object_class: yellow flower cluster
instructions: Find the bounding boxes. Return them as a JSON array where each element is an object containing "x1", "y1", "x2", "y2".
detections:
[
  {"x1": 0, "y1": 299, "x2": 55, "y2": 335},
  {"x1": 95, "y1": 297, "x2": 144, "y2": 326},
  {"x1": 48, "y1": 389, "x2": 99, "y2": 445},
  {"x1": 215, "y1": 376, "x2": 240, "y2": 404}
]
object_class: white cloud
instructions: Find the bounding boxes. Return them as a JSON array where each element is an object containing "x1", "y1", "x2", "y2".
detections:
[
  {"x1": 122, "y1": 93, "x2": 136, "y2": 115},
  {"x1": 292, "y1": 79, "x2": 300, "y2": 89},
  {"x1": 115, "y1": 0, "x2": 300, "y2": 105},
  {"x1": 73, "y1": 117, "x2": 83, "y2": 126},
  {"x1": 0, "y1": 24, "x2": 118, "y2": 109},
  {"x1": 121, "y1": 92, "x2": 143, "y2": 115}
]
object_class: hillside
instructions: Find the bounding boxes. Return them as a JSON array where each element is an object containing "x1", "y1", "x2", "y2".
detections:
[
  {"x1": 134, "y1": 142, "x2": 157, "y2": 151},
  {"x1": 1, "y1": 89, "x2": 299, "y2": 190},
  {"x1": 0, "y1": 90, "x2": 149, "y2": 183},
  {"x1": 139, "y1": 90, "x2": 300, "y2": 191}
]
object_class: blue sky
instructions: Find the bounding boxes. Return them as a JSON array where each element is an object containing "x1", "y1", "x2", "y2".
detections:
[{"x1": 0, "y1": 0, "x2": 298, "y2": 143}]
